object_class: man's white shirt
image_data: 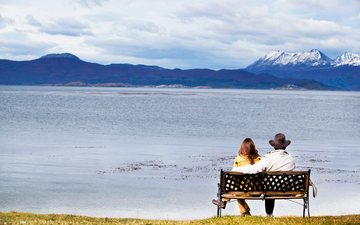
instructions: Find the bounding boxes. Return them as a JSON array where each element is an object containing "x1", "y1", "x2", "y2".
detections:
[{"x1": 231, "y1": 149, "x2": 295, "y2": 173}]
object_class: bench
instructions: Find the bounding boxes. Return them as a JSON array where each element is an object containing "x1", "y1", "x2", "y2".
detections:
[{"x1": 216, "y1": 169, "x2": 312, "y2": 217}]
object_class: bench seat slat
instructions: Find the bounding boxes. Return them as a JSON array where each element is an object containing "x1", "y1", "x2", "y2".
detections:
[{"x1": 221, "y1": 194, "x2": 306, "y2": 200}]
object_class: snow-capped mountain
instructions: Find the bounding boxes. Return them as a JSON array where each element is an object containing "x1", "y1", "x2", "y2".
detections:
[
  {"x1": 247, "y1": 49, "x2": 360, "y2": 69},
  {"x1": 248, "y1": 49, "x2": 334, "y2": 68},
  {"x1": 335, "y1": 52, "x2": 360, "y2": 66}
]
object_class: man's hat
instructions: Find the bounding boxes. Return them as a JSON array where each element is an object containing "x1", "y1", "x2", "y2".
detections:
[{"x1": 269, "y1": 133, "x2": 291, "y2": 149}]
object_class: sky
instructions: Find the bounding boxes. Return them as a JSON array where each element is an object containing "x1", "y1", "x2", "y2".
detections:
[{"x1": 0, "y1": 0, "x2": 359, "y2": 69}]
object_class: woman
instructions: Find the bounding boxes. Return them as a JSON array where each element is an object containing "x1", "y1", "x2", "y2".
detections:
[{"x1": 212, "y1": 138, "x2": 261, "y2": 216}]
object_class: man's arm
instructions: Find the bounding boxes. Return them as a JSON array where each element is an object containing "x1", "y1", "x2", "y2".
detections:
[{"x1": 231, "y1": 157, "x2": 268, "y2": 173}]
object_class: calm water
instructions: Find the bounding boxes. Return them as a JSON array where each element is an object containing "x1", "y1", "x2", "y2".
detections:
[{"x1": 0, "y1": 86, "x2": 359, "y2": 219}]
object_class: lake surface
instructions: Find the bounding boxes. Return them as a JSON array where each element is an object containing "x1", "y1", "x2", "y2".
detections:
[{"x1": 0, "y1": 86, "x2": 359, "y2": 219}]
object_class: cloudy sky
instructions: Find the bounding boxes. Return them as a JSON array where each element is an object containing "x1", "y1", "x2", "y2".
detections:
[{"x1": 0, "y1": 0, "x2": 359, "y2": 69}]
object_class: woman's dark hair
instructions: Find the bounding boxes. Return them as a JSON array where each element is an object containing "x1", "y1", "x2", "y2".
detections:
[{"x1": 239, "y1": 138, "x2": 258, "y2": 165}]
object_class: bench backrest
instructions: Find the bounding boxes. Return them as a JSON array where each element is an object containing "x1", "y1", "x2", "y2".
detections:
[{"x1": 220, "y1": 170, "x2": 310, "y2": 196}]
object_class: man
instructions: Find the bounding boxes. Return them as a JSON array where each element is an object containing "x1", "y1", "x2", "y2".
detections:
[{"x1": 232, "y1": 133, "x2": 295, "y2": 216}]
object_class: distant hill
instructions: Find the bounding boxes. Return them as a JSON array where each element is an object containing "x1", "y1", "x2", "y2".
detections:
[
  {"x1": 246, "y1": 49, "x2": 360, "y2": 90},
  {"x1": 0, "y1": 53, "x2": 331, "y2": 90}
]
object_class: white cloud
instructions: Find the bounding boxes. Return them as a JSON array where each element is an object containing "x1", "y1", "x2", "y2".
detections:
[
  {"x1": 75, "y1": 0, "x2": 108, "y2": 7},
  {"x1": 0, "y1": 0, "x2": 359, "y2": 68},
  {"x1": 0, "y1": 14, "x2": 14, "y2": 29},
  {"x1": 0, "y1": 39, "x2": 55, "y2": 59},
  {"x1": 25, "y1": 15, "x2": 92, "y2": 36},
  {"x1": 26, "y1": 15, "x2": 42, "y2": 27},
  {"x1": 39, "y1": 18, "x2": 93, "y2": 36}
]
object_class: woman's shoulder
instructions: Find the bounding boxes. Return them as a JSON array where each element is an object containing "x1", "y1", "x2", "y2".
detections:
[
  {"x1": 234, "y1": 154, "x2": 247, "y2": 161},
  {"x1": 233, "y1": 155, "x2": 247, "y2": 165},
  {"x1": 254, "y1": 153, "x2": 261, "y2": 162}
]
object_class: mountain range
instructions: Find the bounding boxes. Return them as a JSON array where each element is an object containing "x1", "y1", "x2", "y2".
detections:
[
  {"x1": 246, "y1": 49, "x2": 360, "y2": 90},
  {"x1": 0, "y1": 49, "x2": 359, "y2": 90},
  {"x1": 247, "y1": 49, "x2": 360, "y2": 68}
]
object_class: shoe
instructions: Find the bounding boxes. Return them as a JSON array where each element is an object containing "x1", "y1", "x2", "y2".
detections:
[
  {"x1": 267, "y1": 214, "x2": 273, "y2": 217},
  {"x1": 241, "y1": 211, "x2": 251, "y2": 217},
  {"x1": 212, "y1": 199, "x2": 227, "y2": 209}
]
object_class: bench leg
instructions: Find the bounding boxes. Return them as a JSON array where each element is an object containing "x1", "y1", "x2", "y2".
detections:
[
  {"x1": 303, "y1": 195, "x2": 310, "y2": 218},
  {"x1": 216, "y1": 183, "x2": 222, "y2": 217},
  {"x1": 307, "y1": 195, "x2": 310, "y2": 218},
  {"x1": 217, "y1": 199, "x2": 221, "y2": 217},
  {"x1": 303, "y1": 198, "x2": 306, "y2": 218},
  {"x1": 219, "y1": 197, "x2": 223, "y2": 217}
]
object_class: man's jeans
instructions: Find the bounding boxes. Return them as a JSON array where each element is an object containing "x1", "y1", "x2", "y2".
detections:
[{"x1": 265, "y1": 199, "x2": 275, "y2": 215}]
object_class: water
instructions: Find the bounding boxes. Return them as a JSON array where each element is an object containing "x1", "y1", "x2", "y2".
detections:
[{"x1": 0, "y1": 86, "x2": 359, "y2": 219}]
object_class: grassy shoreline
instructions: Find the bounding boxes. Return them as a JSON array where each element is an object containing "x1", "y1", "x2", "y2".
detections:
[{"x1": 1, "y1": 212, "x2": 359, "y2": 225}]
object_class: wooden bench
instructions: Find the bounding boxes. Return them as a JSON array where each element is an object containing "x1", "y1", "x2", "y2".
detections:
[{"x1": 216, "y1": 169, "x2": 311, "y2": 217}]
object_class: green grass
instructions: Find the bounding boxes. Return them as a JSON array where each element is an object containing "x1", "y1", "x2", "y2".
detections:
[{"x1": 1, "y1": 212, "x2": 359, "y2": 225}]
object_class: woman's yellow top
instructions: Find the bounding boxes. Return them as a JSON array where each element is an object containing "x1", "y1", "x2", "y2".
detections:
[{"x1": 233, "y1": 154, "x2": 261, "y2": 168}]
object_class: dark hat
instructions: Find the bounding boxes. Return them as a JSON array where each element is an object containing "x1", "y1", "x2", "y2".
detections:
[{"x1": 269, "y1": 133, "x2": 291, "y2": 149}]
